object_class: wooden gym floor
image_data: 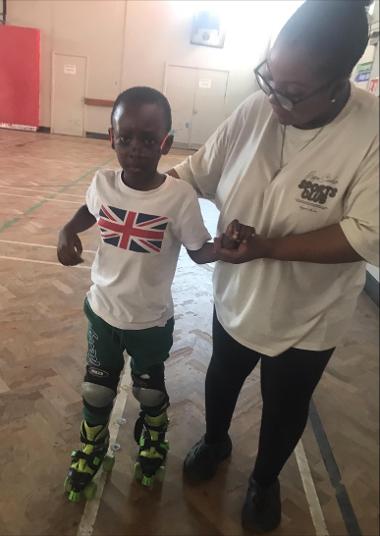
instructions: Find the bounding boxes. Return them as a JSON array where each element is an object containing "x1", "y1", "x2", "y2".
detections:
[{"x1": 0, "y1": 129, "x2": 378, "y2": 536}]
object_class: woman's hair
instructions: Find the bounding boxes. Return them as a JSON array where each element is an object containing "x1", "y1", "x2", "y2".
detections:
[{"x1": 276, "y1": 0, "x2": 371, "y2": 79}]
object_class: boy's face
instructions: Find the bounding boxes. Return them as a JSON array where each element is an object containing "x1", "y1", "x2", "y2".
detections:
[{"x1": 109, "y1": 102, "x2": 173, "y2": 181}]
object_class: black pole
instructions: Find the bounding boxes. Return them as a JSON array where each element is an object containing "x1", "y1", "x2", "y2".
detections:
[{"x1": 2, "y1": 0, "x2": 6, "y2": 24}]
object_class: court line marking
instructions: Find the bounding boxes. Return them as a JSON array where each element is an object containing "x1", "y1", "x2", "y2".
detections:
[
  {"x1": 309, "y1": 400, "x2": 362, "y2": 536},
  {"x1": 0, "y1": 192, "x2": 82, "y2": 204},
  {"x1": 0, "y1": 238, "x2": 96, "y2": 254},
  {"x1": 0, "y1": 157, "x2": 113, "y2": 234},
  {"x1": 0, "y1": 184, "x2": 85, "y2": 199},
  {"x1": 295, "y1": 440, "x2": 329, "y2": 536},
  {"x1": 0, "y1": 254, "x2": 91, "y2": 270},
  {"x1": 76, "y1": 362, "x2": 131, "y2": 536}
]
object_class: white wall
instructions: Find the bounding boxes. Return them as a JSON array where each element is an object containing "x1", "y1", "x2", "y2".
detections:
[
  {"x1": 7, "y1": 0, "x2": 126, "y2": 130},
  {"x1": 121, "y1": 1, "x2": 302, "y2": 117},
  {"x1": 7, "y1": 0, "x2": 301, "y2": 133}
]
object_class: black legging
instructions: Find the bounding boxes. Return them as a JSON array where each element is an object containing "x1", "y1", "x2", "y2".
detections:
[{"x1": 205, "y1": 311, "x2": 334, "y2": 486}]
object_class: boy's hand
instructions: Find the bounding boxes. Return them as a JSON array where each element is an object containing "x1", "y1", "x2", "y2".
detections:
[
  {"x1": 57, "y1": 228, "x2": 84, "y2": 266},
  {"x1": 221, "y1": 232, "x2": 238, "y2": 249},
  {"x1": 222, "y1": 219, "x2": 256, "y2": 248},
  {"x1": 214, "y1": 232, "x2": 269, "y2": 264}
]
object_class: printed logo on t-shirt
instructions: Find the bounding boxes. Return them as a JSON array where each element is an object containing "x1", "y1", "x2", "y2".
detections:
[
  {"x1": 296, "y1": 172, "x2": 338, "y2": 212},
  {"x1": 98, "y1": 204, "x2": 168, "y2": 253}
]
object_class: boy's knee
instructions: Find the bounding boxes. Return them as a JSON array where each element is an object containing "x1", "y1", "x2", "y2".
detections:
[
  {"x1": 82, "y1": 382, "x2": 115, "y2": 408},
  {"x1": 82, "y1": 365, "x2": 120, "y2": 409},
  {"x1": 132, "y1": 363, "x2": 169, "y2": 415}
]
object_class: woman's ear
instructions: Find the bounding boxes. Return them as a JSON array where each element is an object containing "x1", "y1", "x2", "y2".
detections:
[
  {"x1": 329, "y1": 79, "x2": 347, "y2": 103},
  {"x1": 109, "y1": 127, "x2": 115, "y2": 150}
]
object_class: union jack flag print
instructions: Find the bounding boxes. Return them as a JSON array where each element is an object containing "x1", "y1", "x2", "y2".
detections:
[{"x1": 98, "y1": 205, "x2": 168, "y2": 253}]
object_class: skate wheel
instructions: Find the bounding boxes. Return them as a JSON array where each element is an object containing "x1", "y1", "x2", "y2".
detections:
[
  {"x1": 102, "y1": 455, "x2": 115, "y2": 472},
  {"x1": 83, "y1": 480, "x2": 97, "y2": 500},
  {"x1": 134, "y1": 462, "x2": 143, "y2": 482},
  {"x1": 68, "y1": 489, "x2": 82, "y2": 503},
  {"x1": 64, "y1": 476, "x2": 72, "y2": 494},
  {"x1": 117, "y1": 417, "x2": 127, "y2": 425},
  {"x1": 142, "y1": 475, "x2": 153, "y2": 487},
  {"x1": 156, "y1": 466, "x2": 165, "y2": 482}
]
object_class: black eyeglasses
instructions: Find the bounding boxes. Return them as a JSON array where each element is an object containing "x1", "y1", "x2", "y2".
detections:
[{"x1": 254, "y1": 60, "x2": 334, "y2": 112}]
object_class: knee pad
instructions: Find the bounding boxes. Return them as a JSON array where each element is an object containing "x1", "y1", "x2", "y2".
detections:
[
  {"x1": 82, "y1": 365, "x2": 120, "y2": 409},
  {"x1": 132, "y1": 364, "x2": 169, "y2": 413},
  {"x1": 82, "y1": 382, "x2": 115, "y2": 408}
]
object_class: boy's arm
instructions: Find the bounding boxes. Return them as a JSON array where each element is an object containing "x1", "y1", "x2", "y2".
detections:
[
  {"x1": 166, "y1": 168, "x2": 179, "y2": 178},
  {"x1": 187, "y1": 232, "x2": 240, "y2": 264},
  {"x1": 57, "y1": 204, "x2": 96, "y2": 266},
  {"x1": 187, "y1": 242, "x2": 218, "y2": 264}
]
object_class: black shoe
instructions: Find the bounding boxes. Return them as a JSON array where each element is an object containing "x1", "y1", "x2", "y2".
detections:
[
  {"x1": 241, "y1": 478, "x2": 281, "y2": 533},
  {"x1": 183, "y1": 435, "x2": 232, "y2": 482}
]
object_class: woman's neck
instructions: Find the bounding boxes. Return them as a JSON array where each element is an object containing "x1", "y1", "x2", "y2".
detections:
[{"x1": 294, "y1": 81, "x2": 351, "y2": 130}]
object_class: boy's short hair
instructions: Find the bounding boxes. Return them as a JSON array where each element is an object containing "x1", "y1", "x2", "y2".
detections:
[{"x1": 111, "y1": 86, "x2": 172, "y2": 132}]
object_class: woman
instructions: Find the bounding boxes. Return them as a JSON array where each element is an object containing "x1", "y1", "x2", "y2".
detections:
[{"x1": 168, "y1": 0, "x2": 379, "y2": 532}]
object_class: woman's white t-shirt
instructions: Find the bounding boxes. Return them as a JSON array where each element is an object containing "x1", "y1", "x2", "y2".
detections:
[
  {"x1": 86, "y1": 171, "x2": 211, "y2": 330},
  {"x1": 174, "y1": 85, "x2": 379, "y2": 356}
]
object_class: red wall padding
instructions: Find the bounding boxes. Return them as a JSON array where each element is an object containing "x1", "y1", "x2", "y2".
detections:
[{"x1": 0, "y1": 25, "x2": 40, "y2": 127}]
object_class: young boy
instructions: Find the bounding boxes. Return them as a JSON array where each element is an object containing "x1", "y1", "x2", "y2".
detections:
[{"x1": 57, "y1": 87, "x2": 223, "y2": 500}]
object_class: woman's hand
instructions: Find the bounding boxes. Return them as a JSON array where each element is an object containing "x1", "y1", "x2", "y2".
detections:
[
  {"x1": 221, "y1": 219, "x2": 255, "y2": 249},
  {"x1": 216, "y1": 220, "x2": 270, "y2": 263},
  {"x1": 227, "y1": 219, "x2": 256, "y2": 244},
  {"x1": 215, "y1": 233, "x2": 269, "y2": 263}
]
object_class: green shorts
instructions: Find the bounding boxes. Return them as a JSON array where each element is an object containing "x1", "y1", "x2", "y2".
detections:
[{"x1": 84, "y1": 298, "x2": 174, "y2": 375}]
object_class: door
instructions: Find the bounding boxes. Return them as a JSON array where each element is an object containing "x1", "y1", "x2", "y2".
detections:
[
  {"x1": 51, "y1": 54, "x2": 86, "y2": 136},
  {"x1": 190, "y1": 69, "x2": 229, "y2": 147},
  {"x1": 164, "y1": 65, "x2": 228, "y2": 149},
  {"x1": 164, "y1": 65, "x2": 196, "y2": 146}
]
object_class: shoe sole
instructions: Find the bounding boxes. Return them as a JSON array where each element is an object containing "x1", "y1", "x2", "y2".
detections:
[
  {"x1": 241, "y1": 516, "x2": 281, "y2": 534},
  {"x1": 183, "y1": 443, "x2": 232, "y2": 483},
  {"x1": 241, "y1": 492, "x2": 281, "y2": 533}
]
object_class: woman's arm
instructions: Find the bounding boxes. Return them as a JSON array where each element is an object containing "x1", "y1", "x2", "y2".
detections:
[
  {"x1": 215, "y1": 223, "x2": 364, "y2": 264},
  {"x1": 265, "y1": 224, "x2": 362, "y2": 263},
  {"x1": 166, "y1": 116, "x2": 230, "y2": 199}
]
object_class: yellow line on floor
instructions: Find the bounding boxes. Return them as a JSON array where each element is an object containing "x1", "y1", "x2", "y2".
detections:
[
  {"x1": 77, "y1": 363, "x2": 131, "y2": 536},
  {"x1": 295, "y1": 440, "x2": 329, "y2": 536}
]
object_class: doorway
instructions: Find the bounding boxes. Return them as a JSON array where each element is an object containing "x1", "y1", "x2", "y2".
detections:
[
  {"x1": 164, "y1": 64, "x2": 229, "y2": 149},
  {"x1": 51, "y1": 53, "x2": 87, "y2": 136}
]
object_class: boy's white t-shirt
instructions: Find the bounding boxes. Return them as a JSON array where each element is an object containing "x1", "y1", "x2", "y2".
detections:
[
  {"x1": 86, "y1": 171, "x2": 211, "y2": 330},
  {"x1": 174, "y1": 84, "x2": 379, "y2": 356}
]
